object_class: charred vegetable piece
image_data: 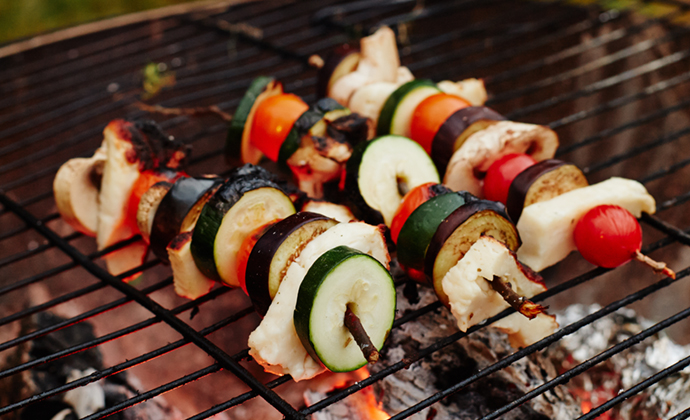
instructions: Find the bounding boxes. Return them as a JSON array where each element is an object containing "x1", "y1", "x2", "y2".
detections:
[
  {"x1": 245, "y1": 212, "x2": 338, "y2": 316},
  {"x1": 344, "y1": 135, "x2": 439, "y2": 226},
  {"x1": 444, "y1": 120, "x2": 559, "y2": 196},
  {"x1": 149, "y1": 177, "x2": 222, "y2": 263},
  {"x1": 376, "y1": 79, "x2": 440, "y2": 137},
  {"x1": 425, "y1": 200, "x2": 520, "y2": 307},
  {"x1": 136, "y1": 180, "x2": 173, "y2": 244},
  {"x1": 126, "y1": 168, "x2": 183, "y2": 234},
  {"x1": 248, "y1": 222, "x2": 389, "y2": 381},
  {"x1": 396, "y1": 190, "x2": 476, "y2": 276},
  {"x1": 317, "y1": 44, "x2": 361, "y2": 98},
  {"x1": 294, "y1": 246, "x2": 395, "y2": 372},
  {"x1": 431, "y1": 106, "x2": 505, "y2": 174},
  {"x1": 190, "y1": 172, "x2": 295, "y2": 286},
  {"x1": 53, "y1": 145, "x2": 106, "y2": 236},
  {"x1": 516, "y1": 177, "x2": 656, "y2": 272},
  {"x1": 506, "y1": 159, "x2": 588, "y2": 222},
  {"x1": 441, "y1": 236, "x2": 550, "y2": 334},
  {"x1": 226, "y1": 76, "x2": 275, "y2": 160},
  {"x1": 348, "y1": 82, "x2": 398, "y2": 127},
  {"x1": 98, "y1": 119, "x2": 188, "y2": 280},
  {"x1": 167, "y1": 231, "x2": 215, "y2": 300}
]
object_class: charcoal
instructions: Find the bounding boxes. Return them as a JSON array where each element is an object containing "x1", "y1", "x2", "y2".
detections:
[{"x1": 0, "y1": 312, "x2": 183, "y2": 420}]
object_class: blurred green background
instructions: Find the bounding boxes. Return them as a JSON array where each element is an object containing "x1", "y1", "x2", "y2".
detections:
[{"x1": 0, "y1": 0, "x2": 205, "y2": 45}]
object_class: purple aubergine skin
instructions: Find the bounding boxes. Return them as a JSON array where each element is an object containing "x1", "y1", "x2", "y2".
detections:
[
  {"x1": 316, "y1": 45, "x2": 360, "y2": 98},
  {"x1": 245, "y1": 212, "x2": 334, "y2": 317},
  {"x1": 431, "y1": 106, "x2": 506, "y2": 174},
  {"x1": 506, "y1": 159, "x2": 568, "y2": 222},
  {"x1": 423, "y1": 200, "x2": 518, "y2": 279},
  {"x1": 150, "y1": 177, "x2": 221, "y2": 263}
]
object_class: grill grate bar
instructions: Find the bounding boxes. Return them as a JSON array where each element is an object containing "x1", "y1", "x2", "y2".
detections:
[
  {"x1": 488, "y1": 24, "x2": 690, "y2": 105},
  {"x1": 0, "y1": 283, "x2": 230, "y2": 385},
  {"x1": 384, "y1": 265, "x2": 688, "y2": 420},
  {"x1": 0, "y1": 192, "x2": 305, "y2": 419},
  {"x1": 480, "y1": 303, "x2": 690, "y2": 420},
  {"x1": 578, "y1": 353, "x2": 690, "y2": 420},
  {"x1": 301, "y1": 231, "x2": 684, "y2": 415},
  {"x1": 504, "y1": 48, "x2": 690, "y2": 120},
  {"x1": 3, "y1": 304, "x2": 253, "y2": 416}
]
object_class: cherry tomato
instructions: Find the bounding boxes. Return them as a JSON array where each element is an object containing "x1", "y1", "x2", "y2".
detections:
[
  {"x1": 390, "y1": 182, "x2": 440, "y2": 244},
  {"x1": 237, "y1": 221, "x2": 279, "y2": 295},
  {"x1": 126, "y1": 169, "x2": 184, "y2": 231},
  {"x1": 482, "y1": 153, "x2": 536, "y2": 204},
  {"x1": 250, "y1": 94, "x2": 309, "y2": 162},
  {"x1": 409, "y1": 93, "x2": 470, "y2": 154},
  {"x1": 573, "y1": 205, "x2": 642, "y2": 268}
]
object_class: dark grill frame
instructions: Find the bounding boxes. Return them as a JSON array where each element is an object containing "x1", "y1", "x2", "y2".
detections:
[{"x1": 2, "y1": 0, "x2": 690, "y2": 418}]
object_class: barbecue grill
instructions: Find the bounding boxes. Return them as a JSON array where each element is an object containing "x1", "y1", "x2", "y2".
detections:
[{"x1": 2, "y1": 0, "x2": 690, "y2": 418}]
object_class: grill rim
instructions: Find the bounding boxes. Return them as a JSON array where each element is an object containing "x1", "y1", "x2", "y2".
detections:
[{"x1": 2, "y1": 0, "x2": 690, "y2": 419}]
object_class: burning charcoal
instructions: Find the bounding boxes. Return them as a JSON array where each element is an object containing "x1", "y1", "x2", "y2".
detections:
[
  {"x1": 0, "y1": 312, "x2": 183, "y2": 420},
  {"x1": 548, "y1": 304, "x2": 690, "y2": 420},
  {"x1": 368, "y1": 287, "x2": 580, "y2": 420}
]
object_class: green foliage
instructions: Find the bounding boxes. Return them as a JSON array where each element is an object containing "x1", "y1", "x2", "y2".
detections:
[{"x1": 0, "y1": 0, "x2": 203, "y2": 44}]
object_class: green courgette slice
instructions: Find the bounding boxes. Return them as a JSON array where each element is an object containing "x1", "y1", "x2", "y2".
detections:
[
  {"x1": 376, "y1": 79, "x2": 440, "y2": 137},
  {"x1": 190, "y1": 175, "x2": 295, "y2": 286},
  {"x1": 294, "y1": 245, "x2": 395, "y2": 372},
  {"x1": 226, "y1": 76, "x2": 275, "y2": 159}
]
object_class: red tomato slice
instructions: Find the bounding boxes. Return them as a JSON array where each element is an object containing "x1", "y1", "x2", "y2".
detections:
[
  {"x1": 409, "y1": 93, "x2": 470, "y2": 154},
  {"x1": 482, "y1": 153, "x2": 536, "y2": 204},
  {"x1": 390, "y1": 182, "x2": 439, "y2": 244},
  {"x1": 237, "y1": 221, "x2": 279, "y2": 295},
  {"x1": 126, "y1": 170, "x2": 184, "y2": 231},
  {"x1": 250, "y1": 93, "x2": 309, "y2": 162},
  {"x1": 573, "y1": 205, "x2": 642, "y2": 268}
]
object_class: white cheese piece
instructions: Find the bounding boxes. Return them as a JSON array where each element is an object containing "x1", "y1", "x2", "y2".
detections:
[
  {"x1": 437, "y1": 78, "x2": 488, "y2": 106},
  {"x1": 442, "y1": 236, "x2": 547, "y2": 332},
  {"x1": 443, "y1": 121, "x2": 558, "y2": 196},
  {"x1": 516, "y1": 177, "x2": 656, "y2": 272},
  {"x1": 493, "y1": 312, "x2": 558, "y2": 348},
  {"x1": 248, "y1": 222, "x2": 389, "y2": 381},
  {"x1": 167, "y1": 231, "x2": 214, "y2": 300}
]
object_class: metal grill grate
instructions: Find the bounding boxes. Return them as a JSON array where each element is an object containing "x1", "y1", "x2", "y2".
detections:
[{"x1": 2, "y1": 0, "x2": 690, "y2": 418}]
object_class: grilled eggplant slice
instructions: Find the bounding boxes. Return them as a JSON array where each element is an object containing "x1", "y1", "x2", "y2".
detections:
[
  {"x1": 149, "y1": 176, "x2": 222, "y2": 263},
  {"x1": 396, "y1": 191, "x2": 476, "y2": 274},
  {"x1": 248, "y1": 222, "x2": 389, "y2": 381},
  {"x1": 443, "y1": 121, "x2": 559, "y2": 196},
  {"x1": 441, "y1": 236, "x2": 551, "y2": 335},
  {"x1": 245, "y1": 212, "x2": 338, "y2": 316},
  {"x1": 516, "y1": 177, "x2": 656, "y2": 272},
  {"x1": 425, "y1": 200, "x2": 520, "y2": 307},
  {"x1": 294, "y1": 245, "x2": 395, "y2": 372},
  {"x1": 53, "y1": 145, "x2": 106, "y2": 236},
  {"x1": 167, "y1": 231, "x2": 215, "y2": 300},
  {"x1": 136, "y1": 181, "x2": 172, "y2": 244},
  {"x1": 190, "y1": 175, "x2": 295, "y2": 286},
  {"x1": 506, "y1": 159, "x2": 588, "y2": 222},
  {"x1": 345, "y1": 135, "x2": 440, "y2": 226},
  {"x1": 431, "y1": 106, "x2": 505, "y2": 174}
]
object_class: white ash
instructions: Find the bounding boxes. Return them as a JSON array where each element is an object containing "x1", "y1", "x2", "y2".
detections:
[
  {"x1": 549, "y1": 304, "x2": 690, "y2": 420},
  {"x1": 367, "y1": 283, "x2": 580, "y2": 420}
]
